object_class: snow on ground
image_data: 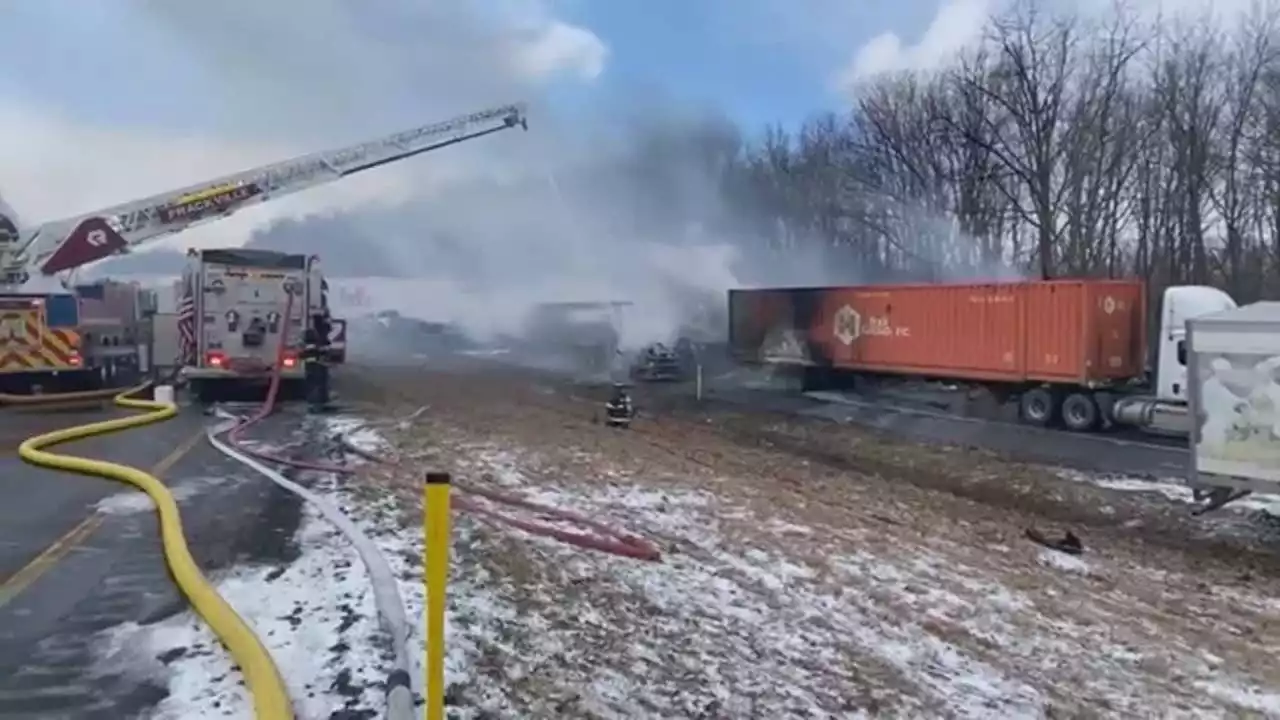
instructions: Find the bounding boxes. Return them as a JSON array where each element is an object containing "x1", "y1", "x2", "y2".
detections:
[
  {"x1": 94, "y1": 476, "x2": 233, "y2": 516},
  {"x1": 87, "y1": 407, "x2": 1280, "y2": 718},
  {"x1": 322, "y1": 416, "x2": 389, "y2": 456},
  {"x1": 346, "y1": 426, "x2": 1280, "y2": 718},
  {"x1": 1056, "y1": 468, "x2": 1280, "y2": 515},
  {"x1": 93, "y1": 499, "x2": 390, "y2": 719}
]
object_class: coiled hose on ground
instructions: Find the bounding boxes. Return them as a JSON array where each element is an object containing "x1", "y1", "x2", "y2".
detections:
[{"x1": 17, "y1": 382, "x2": 293, "y2": 719}]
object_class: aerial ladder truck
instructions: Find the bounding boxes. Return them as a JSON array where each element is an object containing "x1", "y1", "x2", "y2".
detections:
[{"x1": 0, "y1": 102, "x2": 527, "y2": 395}]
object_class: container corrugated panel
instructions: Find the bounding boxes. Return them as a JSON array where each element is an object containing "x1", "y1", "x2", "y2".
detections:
[
  {"x1": 812, "y1": 282, "x2": 1027, "y2": 381},
  {"x1": 1023, "y1": 280, "x2": 1145, "y2": 384},
  {"x1": 731, "y1": 279, "x2": 1146, "y2": 385}
]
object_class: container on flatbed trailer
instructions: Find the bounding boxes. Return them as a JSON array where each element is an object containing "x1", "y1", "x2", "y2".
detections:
[{"x1": 729, "y1": 279, "x2": 1147, "y2": 386}]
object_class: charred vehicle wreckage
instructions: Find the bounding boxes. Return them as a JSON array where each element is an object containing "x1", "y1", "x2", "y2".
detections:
[{"x1": 518, "y1": 301, "x2": 705, "y2": 382}]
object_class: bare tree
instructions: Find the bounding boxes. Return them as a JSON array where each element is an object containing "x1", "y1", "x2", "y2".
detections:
[{"x1": 716, "y1": 0, "x2": 1280, "y2": 300}]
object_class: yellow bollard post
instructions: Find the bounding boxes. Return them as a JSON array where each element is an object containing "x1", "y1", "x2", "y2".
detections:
[{"x1": 423, "y1": 471, "x2": 452, "y2": 720}]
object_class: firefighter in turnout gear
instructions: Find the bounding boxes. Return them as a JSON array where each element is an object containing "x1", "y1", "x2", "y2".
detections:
[
  {"x1": 603, "y1": 383, "x2": 634, "y2": 428},
  {"x1": 302, "y1": 311, "x2": 332, "y2": 412}
]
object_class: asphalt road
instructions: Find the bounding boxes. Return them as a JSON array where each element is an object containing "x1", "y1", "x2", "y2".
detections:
[
  {"x1": 672, "y1": 379, "x2": 1190, "y2": 480},
  {"x1": 0, "y1": 405, "x2": 307, "y2": 719}
]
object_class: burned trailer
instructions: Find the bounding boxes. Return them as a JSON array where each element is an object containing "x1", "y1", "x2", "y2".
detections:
[
  {"x1": 521, "y1": 301, "x2": 630, "y2": 377},
  {"x1": 726, "y1": 280, "x2": 1174, "y2": 432}
]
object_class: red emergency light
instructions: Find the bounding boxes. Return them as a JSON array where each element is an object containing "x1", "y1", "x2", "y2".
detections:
[{"x1": 206, "y1": 351, "x2": 227, "y2": 368}]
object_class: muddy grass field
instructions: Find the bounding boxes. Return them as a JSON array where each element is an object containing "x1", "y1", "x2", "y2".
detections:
[{"x1": 332, "y1": 363, "x2": 1280, "y2": 718}]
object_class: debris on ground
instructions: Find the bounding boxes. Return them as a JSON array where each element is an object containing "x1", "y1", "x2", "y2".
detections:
[{"x1": 1024, "y1": 527, "x2": 1084, "y2": 555}]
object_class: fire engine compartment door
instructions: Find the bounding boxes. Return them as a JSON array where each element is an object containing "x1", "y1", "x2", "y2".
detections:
[
  {"x1": 202, "y1": 265, "x2": 303, "y2": 369},
  {"x1": 0, "y1": 298, "x2": 42, "y2": 351}
]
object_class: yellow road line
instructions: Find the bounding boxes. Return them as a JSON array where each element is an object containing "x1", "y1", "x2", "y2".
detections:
[
  {"x1": 0, "y1": 514, "x2": 104, "y2": 607},
  {"x1": 0, "y1": 425, "x2": 206, "y2": 607}
]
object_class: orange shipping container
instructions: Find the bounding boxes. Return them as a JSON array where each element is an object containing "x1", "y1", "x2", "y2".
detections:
[{"x1": 728, "y1": 279, "x2": 1147, "y2": 386}]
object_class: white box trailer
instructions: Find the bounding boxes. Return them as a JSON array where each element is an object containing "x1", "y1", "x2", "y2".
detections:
[{"x1": 1186, "y1": 301, "x2": 1280, "y2": 508}]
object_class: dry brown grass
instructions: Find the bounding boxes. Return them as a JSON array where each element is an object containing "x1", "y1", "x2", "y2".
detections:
[{"x1": 332, "y1": 364, "x2": 1280, "y2": 717}]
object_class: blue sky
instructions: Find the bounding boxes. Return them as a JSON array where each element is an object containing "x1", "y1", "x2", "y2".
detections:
[
  {"x1": 550, "y1": 2, "x2": 842, "y2": 131},
  {"x1": 0, "y1": 0, "x2": 942, "y2": 135}
]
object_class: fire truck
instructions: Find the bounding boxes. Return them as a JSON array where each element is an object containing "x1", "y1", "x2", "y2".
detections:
[
  {"x1": 0, "y1": 102, "x2": 528, "y2": 395},
  {"x1": 179, "y1": 248, "x2": 329, "y2": 402}
]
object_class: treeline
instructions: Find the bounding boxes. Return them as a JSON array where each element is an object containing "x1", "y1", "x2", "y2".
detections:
[
  {"x1": 103, "y1": 0, "x2": 1280, "y2": 308},
  {"x1": 709, "y1": 1, "x2": 1280, "y2": 302}
]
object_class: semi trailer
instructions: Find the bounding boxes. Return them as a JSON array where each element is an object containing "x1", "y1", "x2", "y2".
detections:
[{"x1": 728, "y1": 280, "x2": 1237, "y2": 434}]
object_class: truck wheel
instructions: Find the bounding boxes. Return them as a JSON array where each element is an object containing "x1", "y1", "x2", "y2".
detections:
[
  {"x1": 1019, "y1": 387, "x2": 1056, "y2": 426},
  {"x1": 1061, "y1": 393, "x2": 1099, "y2": 432}
]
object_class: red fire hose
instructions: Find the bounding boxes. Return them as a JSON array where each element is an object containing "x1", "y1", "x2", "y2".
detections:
[{"x1": 219, "y1": 292, "x2": 661, "y2": 562}]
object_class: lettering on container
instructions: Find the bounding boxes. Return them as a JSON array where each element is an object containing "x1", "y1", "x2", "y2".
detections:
[
  {"x1": 834, "y1": 304, "x2": 910, "y2": 342},
  {"x1": 970, "y1": 294, "x2": 1016, "y2": 304},
  {"x1": 864, "y1": 316, "x2": 911, "y2": 338}
]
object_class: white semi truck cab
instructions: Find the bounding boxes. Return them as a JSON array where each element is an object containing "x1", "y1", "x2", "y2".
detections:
[{"x1": 1109, "y1": 285, "x2": 1238, "y2": 432}]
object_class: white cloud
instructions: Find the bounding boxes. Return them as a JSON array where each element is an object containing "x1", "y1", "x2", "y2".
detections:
[
  {"x1": 836, "y1": 0, "x2": 993, "y2": 86},
  {"x1": 511, "y1": 20, "x2": 609, "y2": 81},
  {"x1": 0, "y1": 0, "x2": 606, "y2": 255},
  {"x1": 832, "y1": 0, "x2": 1263, "y2": 92}
]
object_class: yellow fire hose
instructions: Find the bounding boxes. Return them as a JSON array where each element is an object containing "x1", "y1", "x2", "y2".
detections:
[
  {"x1": 17, "y1": 383, "x2": 293, "y2": 719},
  {"x1": 0, "y1": 387, "x2": 129, "y2": 405}
]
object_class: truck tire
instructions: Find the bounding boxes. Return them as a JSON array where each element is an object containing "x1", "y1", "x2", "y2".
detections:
[
  {"x1": 1019, "y1": 387, "x2": 1056, "y2": 426},
  {"x1": 1061, "y1": 392, "x2": 1100, "y2": 432}
]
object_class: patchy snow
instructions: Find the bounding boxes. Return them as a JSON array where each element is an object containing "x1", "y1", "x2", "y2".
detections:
[
  {"x1": 168, "y1": 406, "x2": 1280, "y2": 717},
  {"x1": 1035, "y1": 548, "x2": 1090, "y2": 575},
  {"x1": 324, "y1": 416, "x2": 390, "y2": 455},
  {"x1": 1056, "y1": 468, "x2": 1280, "y2": 514},
  {"x1": 93, "y1": 504, "x2": 389, "y2": 719},
  {"x1": 94, "y1": 476, "x2": 230, "y2": 516},
  {"x1": 88, "y1": 405, "x2": 1280, "y2": 719},
  {"x1": 342, "y1": 435, "x2": 1280, "y2": 718}
]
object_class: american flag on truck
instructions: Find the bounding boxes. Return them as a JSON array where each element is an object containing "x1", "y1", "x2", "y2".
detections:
[{"x1": 177, "y1": 271, "x2": 196, "y2": 365}]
